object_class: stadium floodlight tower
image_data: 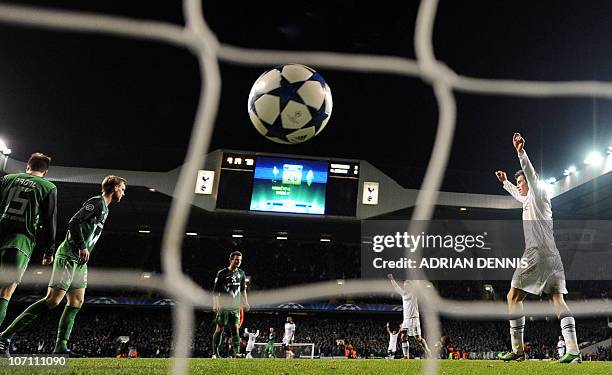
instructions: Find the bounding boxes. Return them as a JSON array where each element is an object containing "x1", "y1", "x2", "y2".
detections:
[{"x1": 0, "y1": 138, "x2": 11, "y2": 172}]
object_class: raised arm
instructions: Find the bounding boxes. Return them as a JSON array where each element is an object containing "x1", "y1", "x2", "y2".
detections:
[
  {"x1": 387, "y1": 274, "x2": 404, "y2": 295},
  {"x1": 496, "y1": 171, "x2": 525, "y2": 203},
  {"x1": 386, "y1": 322, "x2": 392, "y2": 335},
  {"x1": 513, "y1": 133, "x2": 546, "y2": 204}
]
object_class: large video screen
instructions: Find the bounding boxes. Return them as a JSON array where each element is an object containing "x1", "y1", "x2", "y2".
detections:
[{"x1": 250, "y1": 157, "x2": 328, "y2": 215}]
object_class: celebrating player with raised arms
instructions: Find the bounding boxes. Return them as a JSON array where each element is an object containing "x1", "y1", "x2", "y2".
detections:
[
  {"x1": 244, "y1": 327, "x2": 259, "y2": 358},
  {"x1": 385, "y1": 322, "x2": 399, "y2": 359},
  {"x1": 0, "y1": 175, "x2": 126, "y2": 356},
  {"x1": 0, "y1": 153, "x2": 56, "y2": 331},
  {"x1": 495, "y1": 133, "x2": 580, "y2": 363},
  {"x1": 388, "y1": 274, "x2": 431, "y2": 359},
  {"x1": 211, "y1": 250, "x2": 250, "y2": 358}
]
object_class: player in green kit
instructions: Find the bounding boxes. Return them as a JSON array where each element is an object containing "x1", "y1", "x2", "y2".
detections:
[
  {"x1": 0, "y1": 153, "x2": 57, "y2": 330},
  {"x1": 211, "y1": 251, "x2": 250, "y2": 358},
  {"x1": 0, "y1": 175, "x2": 126, "y2": 357},
  {"x1": 264, "y1": 327, "x2": 276, "y2": 358}
]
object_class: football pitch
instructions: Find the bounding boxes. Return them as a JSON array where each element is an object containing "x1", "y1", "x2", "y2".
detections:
[{"x1": 1, "y1": 358, "x2": 611, "y2": 375}]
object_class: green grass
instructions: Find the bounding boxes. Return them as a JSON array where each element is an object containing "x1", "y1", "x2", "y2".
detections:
[{"x1": 0, "y1": 358, "x2": 611, "y2": 375}]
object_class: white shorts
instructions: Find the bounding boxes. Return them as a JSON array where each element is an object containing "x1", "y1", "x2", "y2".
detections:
[
  {"x1": 246, "y1": 342, "x2": 255, "y2": 352},
  {"x1": 282, "y1": 335, "x2": 293, "y2": 345},
  {"x1": 387, "y1": 344, "x2": 397, "y2": 352},
  {"x1": 511, "y1": 247, "x2": 567, "y2": 295},
  {"x1": 401, "y1": 317, "x2": 421, "y2": 337}
]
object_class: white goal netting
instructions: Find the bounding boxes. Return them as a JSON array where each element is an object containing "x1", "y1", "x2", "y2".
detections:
[{"x1": 0, "y1": 1, "x2": 611, "y2": 375}]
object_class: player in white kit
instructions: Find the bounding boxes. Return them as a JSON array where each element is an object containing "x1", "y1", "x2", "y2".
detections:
[
  {"x1": 385, "y1": 322, "x2": 400, "y2": 359},
  {"x1": 557, "y1": 335, "x2": 566, "y2": 358},
  {"x1": 388, "y1": 274, "x2": 431, "y2": 359},
  {"x1": 243, "y1": 328, "x2": 259, "y2": 358},
  {"x1": 282, "y1": 316, "x2": 296, "y2": 358},
  {"x1": 495, "y1": 133, "x2": 580, "y2": 364}
]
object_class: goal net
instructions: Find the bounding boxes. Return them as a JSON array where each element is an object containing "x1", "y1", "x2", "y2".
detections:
[
  {"x1": 1, "y1": 1, "x2": 611, "y2": 375},
  {"x1": 251, "y1": 343, "x2": 315, "y2": 359}
]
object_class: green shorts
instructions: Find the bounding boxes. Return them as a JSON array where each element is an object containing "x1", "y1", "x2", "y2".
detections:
[
  {"x1": 48, "y1": 256, "x2": 87, "y2": 291},
  {"x1": 0, "y1": 248, "x2": 30, "y2": 284},
  {"x1": 213, "y1": 309, "x2": 240, "y2": 326}
]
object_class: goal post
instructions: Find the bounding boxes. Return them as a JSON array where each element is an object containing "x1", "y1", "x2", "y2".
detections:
[{"x1": 251, "y1": 343, "x2": 315, "y2": 359}]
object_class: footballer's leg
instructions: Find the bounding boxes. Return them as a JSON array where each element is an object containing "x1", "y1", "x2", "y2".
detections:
[
  {"x1": 550, "y1": 293, "x2": 581, "y2": 363},
  {"x1": 53, "y1": 261, "x2": 86, "y2": 355},
  {"x1": 230, "y1": 321, "x2": 242, "y2": 357},
  {"x1": 281, "y1": 337, "x2": 288, "y2": 357},
  {"x1": 0, "y1": 283, "x2": 17, "y2": 329},
  {"x1": 0, "y1": 251, "x2": 71, "y2": 353},
  {"x1": 545, "y1": 271, "x2": 581, "y2": 363},
  {"x1": 212, "y1": 324, "x2": 224, "y2": 358},
  {"x1": 399, "y1": 330, "x2": 409, "y2": 359},
  {"x1": 0, "y1": 287, "x2": 66, "y2": 356},
  {"x1": 412, "y1": 318, "x2": 430, "y2": 357},
  {"x1": 0, "y1": 248, "x2": 31, "y2": 329},
  {"x1": 54, "y1": 287, "x2": 84, "y2": 354},
  {"x1": 497, "y1": 287, "x2": 527, "y2": 361},
  {"x1": 212, "y1": 310, "x2": 227, "y2": 358}
]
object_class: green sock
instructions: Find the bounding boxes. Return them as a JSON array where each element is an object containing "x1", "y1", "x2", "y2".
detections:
[
  {"x1": 212, "y1": 331, "x2": 222, "y2": 356},
  {"x1": 213, "y1": 331, "x2": 219, "y2": 356},
  {"x1": 0, "y1": 298, "x2": 8, "y2": 328},
  {"x1": 231, "y1": 332, "x2": 240, "y2": 355},
  {"x1": 0, "y1": 299, "x2": 50, "y2": 340},
  {"x1": 54, "y1": 306, "x2": 80, "y2": 352}
]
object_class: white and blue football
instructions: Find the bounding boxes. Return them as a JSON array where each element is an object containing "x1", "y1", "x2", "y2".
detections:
[{"x1": 247, "y1": 63, "x2": 333, "y2": 144}]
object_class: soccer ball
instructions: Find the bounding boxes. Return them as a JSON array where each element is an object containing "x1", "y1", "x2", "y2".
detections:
[{"x1": 247, "y1": 64, "x2": 333, "y2": 144}]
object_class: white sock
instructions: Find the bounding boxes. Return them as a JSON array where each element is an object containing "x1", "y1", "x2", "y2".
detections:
[
  {"x1": 402, "y1": 341, "x2": 409, "y2": 356},
  {"x1": 560, "y1": 317, "x2": 579, "y2": 355},
  {"x1": 509, "y1": 316, "x2": 525, "y2": 354}
]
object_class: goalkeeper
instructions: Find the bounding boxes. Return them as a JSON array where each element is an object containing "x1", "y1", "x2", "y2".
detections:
[{"x1": 264, "y1": 327, "x2": 276, "y2": 358}]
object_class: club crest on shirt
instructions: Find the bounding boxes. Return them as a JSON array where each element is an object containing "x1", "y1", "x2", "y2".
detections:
[{"x1": 225, "y1": 274, "x2": 241, "y2": 297}]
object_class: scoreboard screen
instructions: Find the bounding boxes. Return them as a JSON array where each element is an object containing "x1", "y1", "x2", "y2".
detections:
[
  {"x1": 216, "y1": 152, "x2": 359, "y2": 217},
  {"x1": 250, "y1": 157, "x2": 328, "y2": 215}
]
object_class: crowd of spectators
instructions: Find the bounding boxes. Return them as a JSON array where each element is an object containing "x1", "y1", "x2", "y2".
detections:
[{"x1": 3, "y1": 306, "x2": 610, "y2": 360}]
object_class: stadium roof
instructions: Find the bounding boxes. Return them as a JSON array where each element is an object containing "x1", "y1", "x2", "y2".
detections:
[{"x1": 3, "y1": 149, "x2": 610, "y2": 244}]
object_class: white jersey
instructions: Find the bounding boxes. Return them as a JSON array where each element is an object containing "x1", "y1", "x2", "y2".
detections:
[
  {"x1": 283, "y1": 322, "x2": 296, "y2": 342},
  {"x1": 502, "y1": 151, "x2": 557, "y2": 253},
  {"x1": 245, "y1": 329, "x2": 259, "y2": 351},
  {"x1": 504, "y1": 150, "x2": 567, "y2": 295},
  {"x1": 388, "y1": 332, "x2": 399, "y2": 352},
  {"x1": 557, "y1": 339, "x2": 566, "y2": 357},
  {"x1": 393, "y1": 284, "x2": 419, "y2": 319}
]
